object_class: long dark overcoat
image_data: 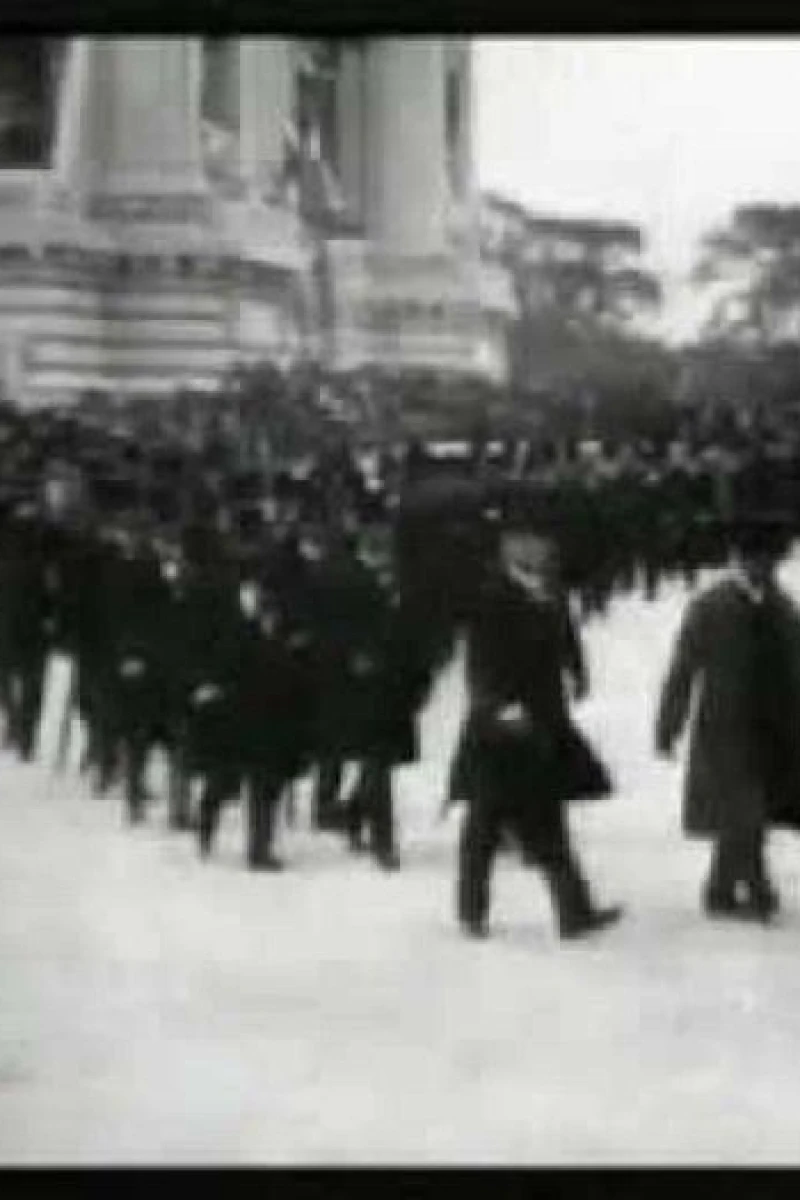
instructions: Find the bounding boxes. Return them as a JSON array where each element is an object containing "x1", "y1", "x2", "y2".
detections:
[
  {"x1": 232, "y1": 613, "x2": 317, "y2": 781},
  {"x1": 656, "y1": 576, "x2": 800, "y2": 838},
  {"x1": 305, "y1": 542, "x2": 435, "y2": 767},
  {"x1": 451, "y1": 572, "x2": 612, "y2": 811},
  {"x1": 104, "y1": 544, "x2": 173, "y2": 744},
  {"x1": 356, "y1": 583, "x2": 435, "y2": 768},
  {"x1": 307, "y1": 549, "x2": 392, "y2": 761}
]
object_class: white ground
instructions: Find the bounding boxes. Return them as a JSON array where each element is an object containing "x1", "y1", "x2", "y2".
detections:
[{"x1": 3, "y1": 564, "x2": 800, "y2": 1165}]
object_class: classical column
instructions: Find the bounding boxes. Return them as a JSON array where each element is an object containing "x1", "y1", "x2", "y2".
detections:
[
  {"x1": 452, "y1": 41, "x2": 474, "y2": 205},
  {"x1": 237, "y1": 38, "x2": 294, "y2": 200},
  {"x1": 450, "y1": 41, "x2": 481, "y2": 261},
  {"x1": 336, "y1": 42, "x2": 365, "y2": 223},
  {"x1": 79, "y1": 37, "x2": 206, "y2": 201},
  {"x1": 363, "y1": 39, "x2": 448, "y2": 253},
  {"x1": 50, "y1": 38, "x2": 90, "y2": 187}
]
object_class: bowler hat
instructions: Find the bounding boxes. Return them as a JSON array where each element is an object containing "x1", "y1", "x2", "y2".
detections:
[{"x1": 729, "y1": 510, "x2": 794, "y2": 558}]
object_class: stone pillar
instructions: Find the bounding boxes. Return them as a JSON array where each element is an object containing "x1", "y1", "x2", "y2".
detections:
[
  {"x1": 452, "y1": 41, "x2": 474, "y2": 205},
  {"x1": 50, "y1": 38, "x2": 91, "y2": 187},
  {"x1": 336, "y1": 42, "x2": 365, "y2": 222},
  {"x1": 203, "y1": 38, "x2": 239, "y2": 129},
  {"x1": 363, "y1": 39, "x2": 448, "y2": 253},
  {"x1": 454, "y1": 42, "x2": 481, "y2": 262},
  {"x1": 80, "y1": 37, "x2": 206, "y2": 200},
  {"x1": 237, "y1": 38, "x2": 294, "y2": 200}
]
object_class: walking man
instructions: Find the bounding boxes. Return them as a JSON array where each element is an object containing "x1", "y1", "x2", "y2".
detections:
[
  {"x1": 456, "y1": 521, "x2": 621, "y2": 940},
  {"x1": 656, "y1": 513, "x2": 800, "y2": 921}
]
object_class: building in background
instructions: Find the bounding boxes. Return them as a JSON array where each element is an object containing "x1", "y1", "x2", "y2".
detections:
[{"x1": 0, "y1": 37, "x2": 514, "y2": 405}]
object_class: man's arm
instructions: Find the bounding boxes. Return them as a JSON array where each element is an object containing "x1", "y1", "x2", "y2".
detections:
[
  {"x1": 560, "y1": 597, "x2": 589, "y2": 701},
  {"x1": 655, "y1": 596, "x2": 705, "y2": 758}
]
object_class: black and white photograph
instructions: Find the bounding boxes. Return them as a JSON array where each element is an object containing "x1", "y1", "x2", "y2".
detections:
[{"x1": 2, "y1": 31, "x2": 800, "y2": 1166}]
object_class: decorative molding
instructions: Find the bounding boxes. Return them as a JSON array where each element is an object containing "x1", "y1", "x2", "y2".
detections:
[
  {"x1": 0, "y1": 245, "x2": 34, "y2": 265},
  {"x1": 40, "y1": 182, "x2": 81, "y2": 213},
  {"x1": 0, "y1": 182, "x2": 40, "y2": 210},
  {"x1": 87, "y1": 192, "x2": 211, "y2": 224}
]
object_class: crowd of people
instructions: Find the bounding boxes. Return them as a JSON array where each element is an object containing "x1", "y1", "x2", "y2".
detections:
[{"x1": 0, "y1": 365, "x2": 800, "y2": 938}]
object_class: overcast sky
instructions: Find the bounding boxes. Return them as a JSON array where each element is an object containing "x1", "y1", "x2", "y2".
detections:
[{"x1": 474, "y1": 38, "x2": 800, "y2": 339}]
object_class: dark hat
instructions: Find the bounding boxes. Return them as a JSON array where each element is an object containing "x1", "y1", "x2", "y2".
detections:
[
  {"x1": 182, "y1": 520, "x2": 223, "y2": 565},
  {"x1": 91, "y1": 474, "x2": 138, "y2": 513},
  {"x1": 356, "y1": 490, "x2": 387, "y2": 525},
  {"x1": 235, "y1": 503, "x2": 265, "y2": 537},
  {"x1": 149, "y1": 487, "x2": 183, "y2": 526},
  {"x1": 4, "y1": 475, "x2": 38, "y2": 504},
  {"x1": 151, "y1": 448, "x2": 185, "y2": 477},
  {"x1": 229, "y1": 470, "x2": 263, "y2": 504},
  {"x1": 729, "y1": 511, "x2": 794, "y2": 558}
]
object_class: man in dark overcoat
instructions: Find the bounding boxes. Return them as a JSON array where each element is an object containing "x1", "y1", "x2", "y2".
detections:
[
  {"x1": 305, "y1": 526, "x2": 388, "y2": 833},
  {"x1": 656, "y1": 513, "x2": 800, "y2": 921},
  {"x1": 191, "y1": 573, "x2": 315, "y2": 870},
  {"x1": 341, "y1": 520, "x2": 435, "y2": 870},
  {"x1": 232, "y1": 579, "x2": 316, "y2": 870},
  {"x1": 455, "y1": 523, "x2": 620, "y2": 939},
  {"x1": 1, "y1": 490, "x2": 63, "y2": 761},
  {"x1": 177, "y1": 520, "x2": 242, "y2": 845},
  {"x1": 101, "y1": 516, "x2": 172, "y2": 823},
  {"x1": 77, "y1": 518, "x2": 127, "y2": 793}
]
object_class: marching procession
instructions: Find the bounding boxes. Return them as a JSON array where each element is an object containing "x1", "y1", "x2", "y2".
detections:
[{"x1": 2, "y1": 369, "x2": 800, "y2": 942}]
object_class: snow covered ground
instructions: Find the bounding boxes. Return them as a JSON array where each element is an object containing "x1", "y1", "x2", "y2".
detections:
[{"x1": 3, "y1": 564, "x2": 800, "y2": 1164}]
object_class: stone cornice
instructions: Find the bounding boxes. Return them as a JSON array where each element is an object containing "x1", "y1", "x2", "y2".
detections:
[
  {"x1": 0, "y1": 238, "x2": 312, "y2": 291},
  {"x1": 87, "y1": 192, "x2": 213, "y2": 224}
]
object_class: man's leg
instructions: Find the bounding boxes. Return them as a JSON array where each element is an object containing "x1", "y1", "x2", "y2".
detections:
[
  {"x1": 123, "y1": 731, "x2": 150, "y2": 825},
  {"x1": 457, "y1": 788, "x2": 504, "y2": 937},
  {"x1": 246, "y1": 769, "x2": 285, "y2": 870},
  {"x1": 78, "y1": 671, "x2": 101, "y2": 775},
  {"x1": 367, "y1": 759, "x2": 399, "y2": 870},
  {"x1": 167, "y1": 739, "x2": 193, "y2": 831},
  {"x1": 198, "y1": 768, "x2": 237, "y2": 859},
  {"x1": 4, "y1": 669, "x2": 22, "y2": 752},
  {"x1": 517, "y1": 799, "x2": 622, "y2": 939},
  {"x1": 0, "y1": 653, "x2": 16, "y2": 740},
  {"x1": 94, "y1": 679, "x2": 120, "y2": 796},
  {"x1": 740, "y1": 827, "x2": 778, "y2": 920},
  {"x1": 345, "y1": 769, "x2": 368, "y2": 853},
  {"x1": 314, "y1": 755, "x2": 344, "y2": 829},
  {"x1": 704, "y1": 834, "x2": 739, "y2": 914},
  {"x1": 95, "y1": 721, "x2": 119, "y2": 795},
  {"x1": 18, "y1": 653, "x2": 46, "y2": 763}
]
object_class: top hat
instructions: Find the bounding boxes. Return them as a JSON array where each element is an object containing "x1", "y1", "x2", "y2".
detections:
[{"x1": 729, "y1": 510, "x2": 794, "y2": 558}]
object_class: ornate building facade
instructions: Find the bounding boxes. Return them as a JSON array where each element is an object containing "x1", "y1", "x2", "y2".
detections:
[{"x1": 0, "y1": 38, "x2": 513, "y2": 405}]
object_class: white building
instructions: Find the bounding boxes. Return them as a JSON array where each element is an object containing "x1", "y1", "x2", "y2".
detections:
[{"x1": 0, "y1": 37, "x2": 515, "y2": 405}]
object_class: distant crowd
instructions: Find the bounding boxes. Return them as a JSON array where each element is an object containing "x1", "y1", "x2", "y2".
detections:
[{"x1": 0, "y1": 363, "x2": 795, "y2": 888}]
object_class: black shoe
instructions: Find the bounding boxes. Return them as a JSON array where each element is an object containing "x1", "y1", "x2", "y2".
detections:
[
  {"x1": 703, "y1": 889, "x2": 739, "y2": 918},
  {"x1": 460, "y1": 916, "x2": 489, "y2": 939},
  {"x1": 249, "y1": 854, "x2": 285, "y2": 872},
  {"x1": 198, "y1": 827, "x2": 213, "y2": 859},
  {"x1": 745, "y1": 884, "x2": 780, "y2": 924},
  {"x1": 560, "y1": 905, "x2": 623, "y2": 940},
  {"x1": 95, "y1": 768, "x2": 117, "y2": 796},
  {"x1": 347, "y1": 825, "x2": 367, "y2": 854},
  {"x1": 376, "y1": 851, "x2": 401, "y2": 872}
]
